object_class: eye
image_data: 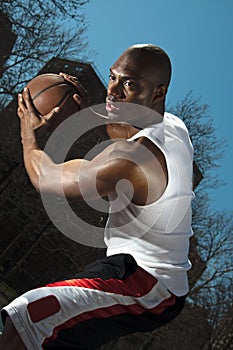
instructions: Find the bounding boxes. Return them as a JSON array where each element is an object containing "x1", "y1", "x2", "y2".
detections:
[
  {"x1": 109, "y1": 74, "x2": 116, "y2": 81},
  {"x1": 124, "y1": 80, "x2": 137, "y2": 89}
]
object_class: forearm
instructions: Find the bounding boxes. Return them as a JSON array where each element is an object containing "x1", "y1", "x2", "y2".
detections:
[
  {"x1": 17, "y1": 89, "x2": 84, "y2": 198},
  {"x1": 21, "y1": 128, "x2": 54, "y2": 192},
  {"x1": 21, "y1": 128, "x2": 86, "y2": 199}
]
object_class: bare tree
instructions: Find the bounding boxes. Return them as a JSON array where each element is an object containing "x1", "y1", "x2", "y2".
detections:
[
  {"x1": 171, "y1": 93, "x2": 233, "y2": 348},
  {"x1": 0, "y1": 0, "x2": 90, "y2": 108},
  {"x1": 202, "y1": 280, "x2": 233, "y2": 349},
  {"x1": 190, "y1": 211, "x2": 233, "y2": 299}
]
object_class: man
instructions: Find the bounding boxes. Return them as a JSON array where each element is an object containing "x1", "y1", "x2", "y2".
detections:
[{"x1": 0, "y1": 44, "x2": 194, "y2": 349}]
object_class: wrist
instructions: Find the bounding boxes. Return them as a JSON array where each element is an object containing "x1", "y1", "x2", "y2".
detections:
[{"x1": 21, "y1": 128, "x2": 38, "y2": 150}]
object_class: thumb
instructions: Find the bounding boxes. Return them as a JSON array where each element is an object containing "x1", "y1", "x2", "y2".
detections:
[{"x1": 43, "y1": 107, "x2": 60, "y2": 123}]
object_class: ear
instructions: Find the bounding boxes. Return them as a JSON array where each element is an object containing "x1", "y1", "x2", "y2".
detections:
[{"x1": 152, "y1": 85, "x2": 167, "y2": 102}]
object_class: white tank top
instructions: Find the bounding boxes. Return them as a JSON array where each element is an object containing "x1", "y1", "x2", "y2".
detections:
[{"x1": 104, "y1": 112, "x2": 194, "y2": 296}]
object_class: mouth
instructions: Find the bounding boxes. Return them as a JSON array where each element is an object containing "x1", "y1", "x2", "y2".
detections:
[{"x1": 106, "y1": 99, "x2": 120, "y2": 114}]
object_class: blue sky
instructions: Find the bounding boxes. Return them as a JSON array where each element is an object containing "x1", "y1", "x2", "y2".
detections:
[{"x1": 84, "y1": 0, "x2": 233, "y2": 212}]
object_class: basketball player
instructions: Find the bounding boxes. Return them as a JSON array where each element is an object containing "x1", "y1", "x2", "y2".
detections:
[{"x1": 0, "y1": 44, "x2": 194, "y2": 349}]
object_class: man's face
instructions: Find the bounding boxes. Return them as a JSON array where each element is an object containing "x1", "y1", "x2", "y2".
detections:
[{"x1": 106, "y1": 51, "x2": 158, "y2": 119}]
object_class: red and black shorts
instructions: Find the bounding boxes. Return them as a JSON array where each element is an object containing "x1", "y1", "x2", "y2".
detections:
[{"x1": 2, "y1": 254, "x2": 186, "y2": 349}]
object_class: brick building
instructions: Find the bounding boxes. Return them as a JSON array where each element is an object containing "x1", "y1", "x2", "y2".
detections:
[{"x1": 0, "y1": 57, "x2": 107, "y2": 306}]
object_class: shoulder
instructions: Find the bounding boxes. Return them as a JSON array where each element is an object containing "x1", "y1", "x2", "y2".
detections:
[
  {"x1": 101, "y1": 137, "x2": 158, "y2": 165},
  {"x1": 87, "y1": 136, "x2": 168, "y2": 203},
  {"x1": 165, "y1": 112, "x2": 190, "y2": 134},
  {"x1": 99, "y1": 137, "x2": 167, "y2": 183},
  {"x1": 90, "y1": 138, "x2": 149, "y2": 184}
]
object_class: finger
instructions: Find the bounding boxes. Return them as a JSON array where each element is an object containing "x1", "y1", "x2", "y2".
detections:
[
  {"x1": 59, "y1": 72, "x2": 79, "y2": 82},
  {"x1": 43, "y1": 106, "x2": 60, "y2": 123},
  {"x1": 60, "y1": 73, "x2": 87, "y2": 98},
  {"x1": 22, "y1": 87, "x2": 36, "y2": 113},
  {"x1": 17, "y1": 106, "x2": 23, "y2": 119},
  {"x1": 73, "y1": 94, "x2": 83, "y2": 109},
  {"x1": 73, "y1": 94, "x2": 82, "y2": 104},
  {"x1": 62, "y1": 74, "x2": 80, "y2": 86},
  {"x1": 18, "y1": 93, "x2": 26, "y2": 108},
  {"x1": 18, "y1": 93, "x2": 27, "y2": 114}
]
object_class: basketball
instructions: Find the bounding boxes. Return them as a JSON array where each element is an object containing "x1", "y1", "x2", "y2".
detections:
[{"x1": 26, "y1": 73, "x2": 80, "y2": 120}]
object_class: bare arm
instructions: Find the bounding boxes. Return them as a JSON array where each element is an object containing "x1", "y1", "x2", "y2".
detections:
[
  {"x1": 18, "y1": 88, "x2": 167, "y2": 204},
  {"x1": 17, "y1": 89, "x2": 139, "y2": 201}
]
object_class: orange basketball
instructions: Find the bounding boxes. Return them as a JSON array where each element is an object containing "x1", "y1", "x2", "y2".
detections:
[{"x1": 27, "y1": 73, "x2": 80, "y2": 119}]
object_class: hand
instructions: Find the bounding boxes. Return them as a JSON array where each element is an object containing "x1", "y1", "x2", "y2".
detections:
[
  {"x1": 18, "y1": 88, "x2": 59, "y2": 132},
  {"x1": 59, "y1": 72, "x2": 90, "y2": 109}
]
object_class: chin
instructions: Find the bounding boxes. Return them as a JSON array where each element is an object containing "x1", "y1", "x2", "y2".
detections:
[{"x1": 107, "y1": 112, "x2": 122, "y2": 122}]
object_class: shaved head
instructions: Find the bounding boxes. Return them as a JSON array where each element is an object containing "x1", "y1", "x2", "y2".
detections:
[
  {"x1": 122, "y1": 44, "x2": 172, "y2": 88},
  {"x1": 108, "y1": 43, "x2": 172, "y2": 115}
]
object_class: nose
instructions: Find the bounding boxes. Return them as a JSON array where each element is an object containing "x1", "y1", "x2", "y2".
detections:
[{"x1": 107, "y1": 81, "x2": 125, "y2": 100}]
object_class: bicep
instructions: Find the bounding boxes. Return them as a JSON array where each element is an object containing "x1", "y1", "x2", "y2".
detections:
[
  {"x1": 75, "y1": 157, "x2": 131, "y2": 201},
  {"x1": 39, "y1": 158, "x2": 85, "y2": 199},
  {"x1": 40, "y1": 142, "x2": 137, "y2": 201},
  {"x1": 46, "y1": 157, "x2": 124, "y2": 201}
]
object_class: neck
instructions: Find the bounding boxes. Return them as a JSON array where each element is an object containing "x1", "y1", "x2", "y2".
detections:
[
  {"x1": 153, "y1": 101, "x2": 165, "y2": 117},
  {"x1": 106, "y1": 123, "x2": 140, "y2": 140}
]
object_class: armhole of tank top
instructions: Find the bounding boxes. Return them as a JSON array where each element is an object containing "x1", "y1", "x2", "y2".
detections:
[{"x1": 127, "y1": 133, "x2": 171, "y2": 208}]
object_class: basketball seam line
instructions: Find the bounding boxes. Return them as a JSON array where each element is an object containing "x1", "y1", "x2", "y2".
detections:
[
  {"x1": 32, "y1": 82, "x2": 73, "y2": 101},
  {"x1": 56, "y1": 91, "x2": 73, "y2": 108}
]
